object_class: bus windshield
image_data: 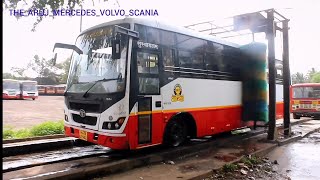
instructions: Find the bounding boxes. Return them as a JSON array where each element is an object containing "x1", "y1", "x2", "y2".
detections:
[
  {"x1": 22, "y1": 82, "x2": 37, "y2": 91},
  {"x1": 3, "y1": 81, "x2": 20, "y2": 90},
  {"x1": 293, "y1": 86, "x2": 320, "y2": 98},
  {"x1": 66, "y1": 25, "x2": 128, "y2": 94}
]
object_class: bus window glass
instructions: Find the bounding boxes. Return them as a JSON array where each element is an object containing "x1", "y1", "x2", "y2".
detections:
[
  {"x1": 134, "y1": 24, "x2": 147, "y2": 42},
  {"x1": 137, "y1": 52, "x2": 159, "y2": 74},
  {"x1": 191, "y1": 53, "x2": 203, "y2": 69},
  {"x1": 178, "y1": 51, "x2": 192, "y2": 68},
  {"x1": 139, "y1": 77, "x2": 159, "y2": 94},
  {"x1": 293, "y1": 87, "x2": 320, "y2": 98},
  {"x1": 147, "y1": 27, "x2": 160, "y2": 44},
  {"x1": 176, "y1": 34, "x2": 205, "y2": 52},
  {"x1": 160, "y1": 30, "x2": 175, "y2": 46}
]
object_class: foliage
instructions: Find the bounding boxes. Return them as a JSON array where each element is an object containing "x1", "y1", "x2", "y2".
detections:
[
  {"x1": 3, "y1": 72, "x2": 16, "y2": 79},
  {"x1": 3, "y1": 126, "x2": 15, "y2": 139},
  {"x1": 291, "y1": 72, "x2": 307, "y2": 84},
  {"x1": 240, "y1": 156, "x2": 261, "y2": 166},
  {"x1": 30, "y1": 120, "x2": 64, "y2": 136},
  {"x1": 222, "y1": 164, "x2": 238, "y2": 172},
  {"x1": 57, "y1": 58, "x2": 71, "y2": 83},
  {"x1": 311, "y1": 72, "x2": 320, "y2": 83},
  {"x1": 2, "y1": 120, "x2": 64, "y2": 139},
  {"x1": 3, "y1": 0, "x2": 108, "y2": 31}
]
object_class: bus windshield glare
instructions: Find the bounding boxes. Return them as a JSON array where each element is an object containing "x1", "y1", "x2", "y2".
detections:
[
  {"x1": 22, "y1": 82, "x2": 37, "y2": 91},
  {"x1": 3, "y1": 81, "x2": 20, "y2": 90},
  {"x1": 66, "y1": 25, "x2": 128, "y2": 94},
  {"x1": 293, "y1": 86, "x2": 320, "y2": 98}
]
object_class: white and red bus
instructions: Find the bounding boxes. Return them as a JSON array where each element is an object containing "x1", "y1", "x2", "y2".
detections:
[
  {"x1": 20, "y1": 80, "x2": 39, "y2": 100},
  {"x1": 54, "y1": 18, "x2": 284, "y2": 150},
  {"x1": 3, "y1": 79, "x2": 21, "y2": 99},
  {"x1": 291, "y1": 83, "x2": 320, "y2": 119}
]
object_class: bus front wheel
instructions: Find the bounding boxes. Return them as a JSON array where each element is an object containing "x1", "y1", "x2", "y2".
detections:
[
  {"x1": 293, "y1": 113, "x2": 301, "y2": 119},
  {"x1": 164, "y1": 119, "x2": 187, "y2": 147}
]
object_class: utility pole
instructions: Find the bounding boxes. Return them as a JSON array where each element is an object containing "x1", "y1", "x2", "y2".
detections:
[
  {"x1": 267, "y1": 10, "x2": 277, "y2": 140},
  {"x1": 282, "y1": 19, "x2": 291, "y2": 136}
]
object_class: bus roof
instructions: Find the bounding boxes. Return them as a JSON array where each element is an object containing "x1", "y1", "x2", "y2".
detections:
[
  {"x1": 80, "y1": 17, "x2": 240, "y2": 48},
  {"x1": 20, "y1": 80, "x2": 37, "y2": 83},
  {"x1": 292, "y1": 83, "x2": 320, "y2": 87},
  {"x1": 3, "y1": 79, "x2": 19, "y2": 82}
]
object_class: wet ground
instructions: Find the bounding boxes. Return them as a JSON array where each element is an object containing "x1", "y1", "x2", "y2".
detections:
[
  {"x1": 3, "y1": 96, "x2": 64, "y2": 129},
  {"x1": 3, "y1": 145, "x2": 110, "y2": 172},
  {"x1": 267, "y1": 130, "x2": 320, "y2": 180}
]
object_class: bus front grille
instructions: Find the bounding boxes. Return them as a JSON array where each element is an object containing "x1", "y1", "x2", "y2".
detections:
[
  {"x1": 69, "y1": 102, "x2": 100, "y2": 113},
  {"x1": 72, "y1": 114, "x2": 97, "y2": 126}
]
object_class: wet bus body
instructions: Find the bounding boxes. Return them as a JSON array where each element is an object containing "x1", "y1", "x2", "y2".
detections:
[
  {"x1": 291, "y1": 83, "x2": 320, "y2": 119},
  {"x1": 56, "y1": 18, "x2": 284, "y2": 150}
]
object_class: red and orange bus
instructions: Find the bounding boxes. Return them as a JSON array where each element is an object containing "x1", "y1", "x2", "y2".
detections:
[
  {"x1": 291, "y1": 83, "x2": 320, "y2": 119},
  {"x1": 54, "y1": 18, "x2": 284, "y2": 150}
]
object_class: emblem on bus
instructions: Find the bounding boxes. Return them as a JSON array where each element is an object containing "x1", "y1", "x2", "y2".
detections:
[
  {"x1": 79, "y1": 109, "x2": 86, "y2": 118},
  {"x1": 171, "y1": 84, "x2": 184, "y2": 102}
]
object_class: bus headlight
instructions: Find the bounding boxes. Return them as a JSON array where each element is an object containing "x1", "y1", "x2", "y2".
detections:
[{"x1": 102, "y1": 117, "x2": 126, "y2": 130}]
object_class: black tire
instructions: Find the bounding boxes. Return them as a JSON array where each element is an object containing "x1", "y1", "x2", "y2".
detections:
[
  {"x1": 163, "y1": 119, "x2": 187, "y2": 147},
  {"x1": 32, "y1": 98, "x2": 35, "y2": 100},
  {"x1": 293, "y1": 113, "x2": 301, "y2": 119}
]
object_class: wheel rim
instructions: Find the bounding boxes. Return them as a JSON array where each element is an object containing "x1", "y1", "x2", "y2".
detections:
[{"x1": 169, "y1": 122, "x2": 185, "y2": 147}]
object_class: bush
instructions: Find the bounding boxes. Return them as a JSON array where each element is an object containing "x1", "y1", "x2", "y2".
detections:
[
  {"x1": 30, "y1": 120, "x2": 64, "y2": 136},
  {"x1": 3, "y1": 126, "x2": 15, "y2": 139},
  {"x1": 222, "y1": 164, "x2": 238, "y2": 172},
  {"x1": 3, "y1": 120, "x2": 64, "y2": 139}
]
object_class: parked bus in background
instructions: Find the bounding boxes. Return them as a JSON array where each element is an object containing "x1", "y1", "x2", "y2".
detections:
[
  {"x1": 45, "y1": 85, "x2": 56, "y2": 95},
  {"x1": 37, "y1": 85, "x2": 46, "y2": 95},
  {"x1": 20, "y1": 80, "x2": 38, "y2": 100},
  {"x1": 54, "y1": 84, "x2": 66, "y2": 95},
  {"x1": 291, "y1": 83, "x2": 320, "y2": 119},
  {"x1": 3, "y1": 79, "x2": 21, "y2": 99},
  {"x1": 54, "y1": 18, "x2": 283, "y2": 150}
]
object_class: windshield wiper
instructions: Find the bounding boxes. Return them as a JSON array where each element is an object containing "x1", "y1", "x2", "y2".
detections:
[{"x1": 82, "y1": 78, "x2": 119, "y2": 98}]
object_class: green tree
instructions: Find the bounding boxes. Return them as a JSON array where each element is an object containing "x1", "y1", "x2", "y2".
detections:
[
  {"x1": 311, "y1": 73, "x2": 320, "y2": 83},
  {"x1": 57, "y1": 58, "x2": 71, "y2": 84},
  {"x1": 307, "y1": 68, "x2": 317, "y2": 82},
  {"x1": 11, "y1": 67, "x2": 27, "y2": 77},
  {"x1": 291, "y1": 72, "x2": 307, "y2": 84},
  {"x1": 3, "y1": 72, "x2": 16, "y2": 79},
  {"x1": 28, "y1": 55, "x2": 61, "y2": 84},
  {"x1": 3, "y1": 0, "x2": 108, "y2": 31}
]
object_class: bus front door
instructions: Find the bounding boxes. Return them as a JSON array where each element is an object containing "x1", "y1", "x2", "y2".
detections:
[{"x1": 135, "y1": 50, "x2": 163, "y2": 147}]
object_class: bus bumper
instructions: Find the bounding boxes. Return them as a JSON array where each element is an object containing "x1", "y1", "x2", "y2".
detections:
[
  {"x1": 293, "y1": 111, "x2": 320, "y2": 118},
  {"x1": 64, "y1": 125, "x2": 130, "y2": 150},
  {"x1": 3, "y1": 94, "x2": 21, "y2": 99},
  {"x1": 22, "y1": 95, "x2": 38, "y2": 99}
]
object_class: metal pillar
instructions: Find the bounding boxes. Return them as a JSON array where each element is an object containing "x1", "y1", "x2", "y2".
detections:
[
  {"x1": 267, "y1": 10, "x2": 277, "y2": 140},
  {"x1": 282, "y1": 20, "x2": 291, "y2": 136}
]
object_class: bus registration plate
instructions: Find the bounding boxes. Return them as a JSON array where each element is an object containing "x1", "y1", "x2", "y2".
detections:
[{"x1": 79, "y1": 130, "x2": 87, "y2": 141}]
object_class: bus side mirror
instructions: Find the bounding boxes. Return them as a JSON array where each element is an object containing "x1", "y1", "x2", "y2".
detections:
[
  {"x1": 51, "y1": 53, "x2": 57, "y2": 66},
  {"x1": 112, "y1": 39, "x2": 121, "y2": 59}
]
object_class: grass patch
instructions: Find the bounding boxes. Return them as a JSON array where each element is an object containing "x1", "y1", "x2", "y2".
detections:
[
  {"x1": 3, "y1": 120, "x2": 64, "y2": 139},
  {"x1": 240, "y1": 155, "x2": 262, "y2": 166},
  {"x1": 222, "y1": 163, "x2": 238, "y2": 172}
]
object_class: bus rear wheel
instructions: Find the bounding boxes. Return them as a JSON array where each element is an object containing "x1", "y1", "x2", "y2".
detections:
[
  {"x1": 293, "y1": 113, "x2": 301, "y2": 119},
  {"x1": 164, "y1": 119, "x2": 187, "y2": 147}
]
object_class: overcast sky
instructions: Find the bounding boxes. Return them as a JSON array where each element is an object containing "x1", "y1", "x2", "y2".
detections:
[{"x1": 3, "y1": 0, "x2": 320, "y2": 77}]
